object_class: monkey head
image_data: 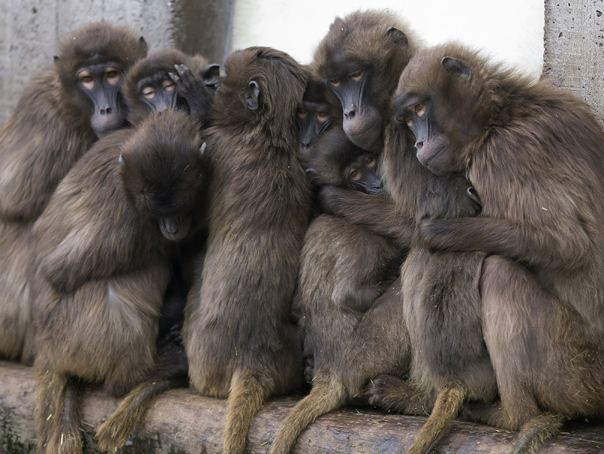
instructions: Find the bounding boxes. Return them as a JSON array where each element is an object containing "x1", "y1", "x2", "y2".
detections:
[
  {"x1": 212, "y1": 47, "x2": 307, "y2": 138},
  {"x1": 297, "y1": 75, "x2": 343, "y2": 156},
  {"x1": 305, "y1": 126, "x2": 384, "y2": 195},
  {"x1": 392, "y1": 44, "x2": 492, "y2": 176},
  {"x1": 312, "y1": 11, "x2": 417, "y2": 152},
  {"x1": 124, "y1": 49, "x2": 221, "y2": 126},
  {"x1": 54, "y1": 23, "x2": 148, "y2": 138},
  {"x1": 119, "y1": 111, "x2": 207, "y2": 242}
]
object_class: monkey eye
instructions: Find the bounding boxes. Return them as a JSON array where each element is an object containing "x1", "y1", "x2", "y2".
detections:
[
  {"x1": 414, "y1": 103, "x2": 426, "y2": 117},
  {"x1": 329, "y1": 78, "x2": 341, "y2": 87},
  {"x1": 141, "y1": 85, "x2": 155, "y2": 99},
  {"x1": 349, "y1": 169, "x2": 361, "y2": 181},
  {"x1": 365, "y1": 156, "x2": 376, "y2": 167},
  {"x1": 297, "y1": 107, "x2": 307, "y2": 118},
  {"x1": 316, "y1": 111, "x2": 329, "y2": 122},
  {"x1": 77, "y1": 71, "x2": 95, "y2": 90},
  {"x1": 162, "y1": 79, "x2": 176, "y2": 91},
  {"x1": 348, "y1": 70, "x2": 364, "y2": 82},
  {"x1": 104, "y1": 68, "x2": 121, "y2": 85}
]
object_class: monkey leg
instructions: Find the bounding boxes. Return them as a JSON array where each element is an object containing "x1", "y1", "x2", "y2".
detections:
[
  {"x1": 366, "y1": 374, "x2": 434, "y2": 416},
  {"x1": 222, "y1": 369, "x2": 274, "y2": 454},
  {"x1": 407, "y1": 383, "x2": 466, "y2": 454},
  {"x1": 95, "y1": 376, "x2": 188, "y2": 451},
  {"x1": 36, "y1": 370, "x2": 83, "y2": 454},
  {"x1": 270, "y1": 372, "x2": 347, "y2": 454}
]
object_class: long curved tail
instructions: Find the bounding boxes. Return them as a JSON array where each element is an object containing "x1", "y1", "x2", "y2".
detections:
[
  {"x1": 512, "y1": 413, "x2": 565, "y2": 454},
  {"x1": 223, "y1": 370, "x2": 274, "y2": 454},
  {"x1": 95, "y1": 377, "x2": 188, "y2": 451},
  {"x1": 270, "y1": 374, "x2": 347, "y2": 454},
  {"x1": 408, "y1": 383, "x2": 466, "y2": 454}
]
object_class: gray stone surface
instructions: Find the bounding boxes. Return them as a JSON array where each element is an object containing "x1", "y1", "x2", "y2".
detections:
[
  {"x1": 544, "y1": 0, "x2": 604, "y2": 125},
  {"x1": 0, "y1": 0, "x2": 234, "y2": 125}
]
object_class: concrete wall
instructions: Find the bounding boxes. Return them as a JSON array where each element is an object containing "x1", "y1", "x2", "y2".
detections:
[
  {"x1": 0, "y1": 0, "x2": 603, "y2": 125},
  {"x1": 543, "y1": 0, "x2": 604, "y2": 125},
  {"x1": 0, "y1": 0, "x2": 234, "y2": 125}
]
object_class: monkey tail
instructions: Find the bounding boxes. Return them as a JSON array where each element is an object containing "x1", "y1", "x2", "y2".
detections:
[
  {"x1": 36, "y1": 369, "x2": 83, "y2": 454},
  {"x1": 408, "y1": 383, "x2": 466, "y2": 454},
  {"x1": 270, "y1": 374, "x2": 346, "y2": 454},
  {"x1": 223, "y1": 370, "x2": 274, "y2": 454},
  {"x1": 512, "y1": 413, "x2": 565, "y2": 454},
  {"x1": 95, "y1": 377, "x2": 188, "y2": 452}
]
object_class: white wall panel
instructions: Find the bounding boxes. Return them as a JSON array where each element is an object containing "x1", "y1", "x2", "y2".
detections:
[{"x1": 232, "y1": 0, "x2": 544, "y2": 79}]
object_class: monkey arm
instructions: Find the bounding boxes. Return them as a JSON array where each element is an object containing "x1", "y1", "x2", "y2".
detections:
[
  {"x1": 169, "y1": 64, "x2": 213, "y2": 127},
  {"x1": 420, "y1": 216, "x2": 590, "y2": 272},
  {"x1": 319, "y1": 186, "x2": 414, "y2": 249}
]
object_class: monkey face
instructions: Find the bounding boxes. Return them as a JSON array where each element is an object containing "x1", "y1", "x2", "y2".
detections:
[
  {"x1": 393, "y1": 97, "x2": 453, "y2": 177},
  {"x1": 297, "y1": 101, "x2": 333, "y2": 155},
  {"x1": 75, "y1": 60, "x2": 128, "y2": 137},
  {"x1": 344, "y1": 154, "x2": 384, "y2": 195}
]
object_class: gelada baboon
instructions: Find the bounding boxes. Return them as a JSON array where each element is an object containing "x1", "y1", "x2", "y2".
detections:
[
  {"x1": 269, "y1": 127, "x2": 409, "y2": 454},
  {"x1": 311, "y1": 10, "x2": 419, "y2": 151},
  {"x1": 395, "y1": 43, "x2": 604, "y2": 453},
  {"x1": 0, "y1": 23, "x2": 147, "y2": 223},
  {"x1": 33, "y1": 110, "x2": 206, "y2": 454},
  {"x1": 366, "y1": 174, "x2": 495, "y2": 454},
  {"x1": 183, "y1": 47, "x2": 311, "y2": 454},
  {"x1": 123, "y1": 48, "x2": 220, "y2": 127},
  {"x1": 297, "y1": 74, "x2": 342, "y2": 157},
  {"x1": 0, "y1": 23, "x2": 147, "y2": 364}
]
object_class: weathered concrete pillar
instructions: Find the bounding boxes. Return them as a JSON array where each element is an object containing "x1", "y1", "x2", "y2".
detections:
[
  {"x1": 544, "y1": 0, "x2": 604, "y2": 125},
  {"x1": 0, "y1": 0, "x2": 234, "y2": 125}
]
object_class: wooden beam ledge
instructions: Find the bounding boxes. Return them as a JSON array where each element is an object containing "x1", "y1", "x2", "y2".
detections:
[{"x1": 1, "y1": 361, "x2": 603, "y2": 453}]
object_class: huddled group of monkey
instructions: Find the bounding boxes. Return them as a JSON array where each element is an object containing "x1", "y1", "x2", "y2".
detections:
[{"x1": 1, "y1": 8, "x2": 604, "y2": 454}]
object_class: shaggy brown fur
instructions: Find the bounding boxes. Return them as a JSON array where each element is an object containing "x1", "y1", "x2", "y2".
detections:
[
  {"x1": 183, "y1": 47, "x2": 311, "y2": 454},
  {"x1": 33, "y1": 111, "x2": 206, "y2": 454},
  {"x1": 311, "y1": 9, "x2": 419, "y2": 152},
  {"x1": 0, "y1": 23, "x2": 146, "y2": 365},
  {"x1": 395, "y1": 43, "x2": 604, "y2": 453},
  {"x1": 269, "y1": 126, "x2": 408, "y2": 454},
  {"x1": 367, "y1": 171, "x2": 495, "y2": 454}
]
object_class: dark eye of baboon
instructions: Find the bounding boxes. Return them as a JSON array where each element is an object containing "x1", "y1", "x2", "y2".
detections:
[
  {"x1": 141, "y1": 86, "x2": 155, "y2": 99},
  {"x1": 349, "y1": 70, "x2": 364, "y2": 81},
  {"x1": 329, "y1": 78, "x2": 341, "y2": 87},
  {"x1": 297, "y1": 108, "x2": 307, "y2": 117},
  {"x1": 349, "y1": 169, "x2": 361, "y2": 181},
  {"x1": 316, "y1": 111, "x2": 329, "y2": 122},
  {"x1": 162, "y1": 79, "x2": 176, "y2": 91},
  {"x1": 365, "y1": 157, "x2": 375, "y2": 167},
  {"x1": 415, "y1": 103, "x2": 426, "y2": 117}
]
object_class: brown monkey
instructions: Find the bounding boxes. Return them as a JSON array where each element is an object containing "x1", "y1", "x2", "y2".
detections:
[
  {"x1": 297, "y1": 74, "x2": 342, "y2": 157},
  {"x1": 389, "y1": 43, "x2": 604, "y2": 453},
  {"x1": 0, "y1": 23, "x2": 147, "y2": 364},
  {"x1": 123, "y1": 48, "x2": 220, "y2": 127},
  {"x1": 183, "y1": 47, "x2": 311, "y2": 454},
  {"x1": 311, "y1": 9, "x2": 419, "y2": 152},
  {"x1": 269, "y1": 126, "x2": 409, "y2": 454},
  {"x1": 33, "y1": 110, "x2": 207, "y2": 454}
]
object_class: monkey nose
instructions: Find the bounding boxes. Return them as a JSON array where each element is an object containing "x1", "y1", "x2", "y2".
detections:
[
  {"x1": 100, "y1": 107, "x2": 112, "y2": 115},
  {"x1": 415, "y1": 141, "x2": 424, "y2": 148},
  {"x1": 344, "y1": 105, "x2": 356, "y2": 119}
]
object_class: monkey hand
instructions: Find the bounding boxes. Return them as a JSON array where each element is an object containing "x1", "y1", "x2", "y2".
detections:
[{"x1": 169, "y1": 64, "x2": 213, "y2": 124}]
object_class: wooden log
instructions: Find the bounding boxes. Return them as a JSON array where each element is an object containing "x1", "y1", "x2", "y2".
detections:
[{"x1": 1, "y1": 361, "x2": 603, "y2": 453}]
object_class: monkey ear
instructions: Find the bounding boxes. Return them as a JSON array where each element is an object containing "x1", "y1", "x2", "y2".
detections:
[
  {"x1": 119, "y1": 154, "x2": 125, "y2": 167},
  {"x1": 202, "y1": 64, "x2": 221, "y2": 88},
  {"x1": 138, "y1": 37, "x2": 148, "y2": 56},
  {"x1": 199, "y1": 142, "x2": 207, "y2": 155},
  {"x1": 245, "y1": 81, "x2": 260, "y2": 111},
  {"x1": 386, "y1": 27, "x2": 408, "y2": 47},
  {"x1": 441, "y1": 56, "x2": 472, "y2": 80}
]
